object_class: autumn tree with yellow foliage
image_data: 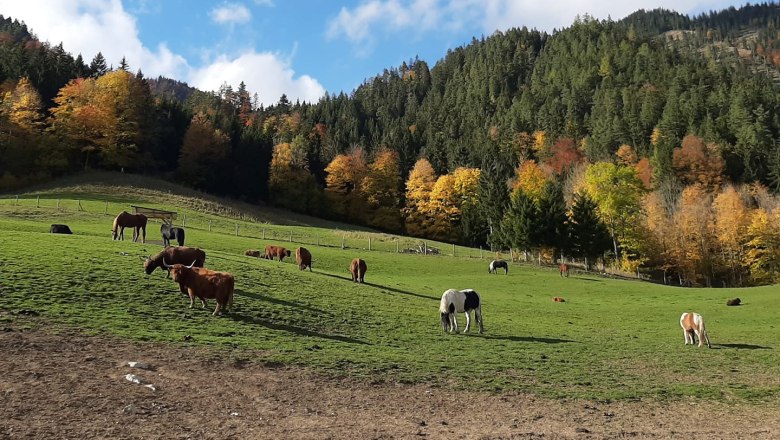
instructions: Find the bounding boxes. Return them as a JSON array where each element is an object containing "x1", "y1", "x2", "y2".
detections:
[
  {"x1": 325, "y1": 147, "x2": 369, "y2": 222},
  {"x1": 403, "y1": 159, "x2": 437, "y2": 237}
]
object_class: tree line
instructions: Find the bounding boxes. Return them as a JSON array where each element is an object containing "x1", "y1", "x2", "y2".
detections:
[{"x1": 1, "y1": 4, "x2": 779, "y2": 286}]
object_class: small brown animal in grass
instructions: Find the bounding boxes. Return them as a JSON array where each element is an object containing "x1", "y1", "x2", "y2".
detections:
[
  {"x1": 726, "y1": 298, "x2": 741, "y2": 306},
  {"x1": 559, "y1": 263, "x2": 569, "y2": 278},
  {"x1": 349, "y1": 258, "x2": 367, "y2": 283},
  {"x1": 296, "y1": 247, "x2": 312, "y2": 271},
  {"x1": 264, "y1": 245, "x2": 291, "y2": 262},
  {"x1": 552, "y1": 297, "x2": 565, "y2": 302},
  {"x1": 245, "y1": 249, "x2": 261, "y2": 257}
]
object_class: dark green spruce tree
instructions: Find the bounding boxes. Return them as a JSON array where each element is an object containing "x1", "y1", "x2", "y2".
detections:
[{"x1": 569, "y1": 192, "x2": 612, "y2": 270}]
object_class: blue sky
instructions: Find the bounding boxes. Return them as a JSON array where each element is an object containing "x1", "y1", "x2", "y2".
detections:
[{"x1": 0, "y1": 0, "x2": 749, "y2": 106}]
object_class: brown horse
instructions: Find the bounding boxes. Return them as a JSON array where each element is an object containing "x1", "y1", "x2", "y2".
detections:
[{"x1": 112, "y1": 211, "x2": 148, "y2": 243}]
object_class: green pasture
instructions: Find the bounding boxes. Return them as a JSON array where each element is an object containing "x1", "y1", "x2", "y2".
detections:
[{"x1": 1, "y1": 177, "x2": 779, "y2": 402}]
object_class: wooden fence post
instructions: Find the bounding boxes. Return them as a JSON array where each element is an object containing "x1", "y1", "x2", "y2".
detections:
[
  {"x1": 57, "y1": 199, "x2": 61, "y2": 209},
  {"x1": 341, "y1": 234, "x2": 345, "y2": 250},
  {"x1": 77, "y1": 200, "x2": 83, "y2": 211},
  {"x1": 235, "y1": 223, "x2": 239, "y2": 236},
  {"x1": 396, "y1": 239, "x2": 399, "y2": 253},
  {"x1": 15, "y1": 195, "x2": 18, "y2": 205},
  {"x1": 208, "y1": 220, "x2": 212, "y2": 232},
  {"x1": 182, "y1": 214, "x2": 186, "y2": 227},
  {"x1": 368, "y1": 237, "x2": 371, "y2": 251},
  {"x1": 480, "y1": 246, "x2": 483, "y2": 259},
  {"x1": 452, "y1": 243, "x2": 456, "y2": 257},
  {"x1": 289, "y1": 232, "x2": 292, "y2": 243},
  {"x1": 36, "y1": 196, "x2": 39, "y2": 208}
]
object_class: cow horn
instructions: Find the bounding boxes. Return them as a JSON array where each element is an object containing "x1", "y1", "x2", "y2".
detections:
[
  {"x1": 185, "y1": 260, "x2": 197, "y2": 269},
  {"x1": 162, "y1": 258, "x2": 171, "y2": 268}
]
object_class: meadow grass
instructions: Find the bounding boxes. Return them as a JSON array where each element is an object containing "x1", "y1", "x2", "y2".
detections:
[{"x1": 1, "y1": 175, "x2": 779, "y2": 402}]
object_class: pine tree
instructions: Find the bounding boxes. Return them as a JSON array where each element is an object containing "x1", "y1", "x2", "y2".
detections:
[
  {"x1": 569, "y1": 192, "x2": 612, "y2": 269},
  {"x1": 499, "y1": 189, "x2": 541, "y2": 259},
  {"x1": 538, "y1": 180, "x2": 569, "y2": 259},
  {"x1": 89, "y1": 52, "x2": 107, "y2": 77}
]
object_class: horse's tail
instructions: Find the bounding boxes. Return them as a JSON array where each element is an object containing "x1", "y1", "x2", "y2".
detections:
[
  {"x1": 112, "y1": 216, "x2": 119, "y2": 233},
  {"x1": 698, "y1": 315, "x2": 711, "y2": 348}
]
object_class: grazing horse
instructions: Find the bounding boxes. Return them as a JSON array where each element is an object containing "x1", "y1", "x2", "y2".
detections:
[
  {"x1": 440, "y1": 289, "x2": 484, "y2": 334},
  {"x1": 112, "y1": 211, "x2": 147, "y2": 243},
  {"x1": 488, "y1": 260, "x2": 508, "y2": 274},
  {"x1": 559, "y1": 263, "x2": 569, "y2": 278},
  {"x1": 161, "y1": 224, "x2": 185, "y2": 247},
  {"x1": 680, "y1": 312, "x2": 711, "y2": 348}
]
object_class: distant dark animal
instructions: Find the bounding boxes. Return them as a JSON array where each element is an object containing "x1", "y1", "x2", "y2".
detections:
[
  {"x1": 245, "y1": 249, "x2": 261, "y2": 257},
  {"x1": 440, "y1": 289, "x2": 484, "y2": 334},
  {"x1": 112, "y1": 211, "x2": 147, "y2": 243},
  {"x1": 349, "y1": 258, "x2": 367, "y2": 283},
  {"x1": 164, "y1": 260, "x2": 234, "y2": 316},
  {"x1": 296, "y1": 247, "x2": 312, "y2": 271},
  {"x1": 264, "y1": 245, "x2": 291, "y2": 262},
  {"x1": 160, "y1": 224, "x2": 185, "y2": 247},
  {"x1": 559, "y1": 263, "x2": 570, "y2": 278},
  {"x1": 552, "y1": 297, "x2": 565, "y2": 302},
  {"x1": 50, "y1": 224, "x2": 72, "y2": 234},
  {"x1": 726, "y1": 298, "x2": 741, "y2": 306},
  {"x1": 680, "y1": 312, "x2": 711, "y2": 348},
  {"x1": 488, "y1": 260, "x2": 508, "y2": 274}
]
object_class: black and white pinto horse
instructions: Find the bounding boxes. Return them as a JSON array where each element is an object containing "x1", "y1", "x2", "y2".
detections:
[
  {"x1": 440, "y1": 289, "x2": 484, "y2": 334},
  {"x1": 161, "y1": 224, "x2": 186, "y2": 247},
  {"x1": 488, "y1": 259, "x2": 508, "y2": 274}
]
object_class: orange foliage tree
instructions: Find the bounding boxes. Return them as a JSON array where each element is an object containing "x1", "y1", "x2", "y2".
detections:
[
  {"x1": 403, "y1": 159, "x2": 437, "y2": 237},
  {"x1": 513, "y1": 160, "x2": 548, "y2": 203},
  {"x1": 672, "y1": 134, "x2": 724, "y2": 191},
  {"x1": 672, "y1": 185, "x2": 715, "y2": 286},
  {"x1": 712, "y1": 185, "x2": 751, "y2": 285},
  {"x1": 268, "y1": 135, "x2": 320, "y2": 213},
  {"x1": 361, "y1": 149, "x2": 401, "y2": 230},
  {"x1": 325, "y1": 147, "x2": 368, "y2": 221},
  {"x1": 545, "y1": 137, "x2": 584, "y2": 174}
]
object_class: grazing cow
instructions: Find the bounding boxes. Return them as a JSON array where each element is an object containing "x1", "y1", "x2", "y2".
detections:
[
  {"x1": 112, "y1": 211, "x2": 147, "y2": 243},
  {"x1": 160, "y1": 224, "x2": 185, "y2": 247},
  {"x1": 440, "y1": 289, "x2": 484, "y2": 334},
  {"x1": 680, "y1": 312, "x2": 711, "y2": 348},
  {"x1": 164, "y1": 260, "x2": 234, "y2": 316},
  {"x1": 245, "y1": 249, "x2": 261, "y2": 257},
  {"x1": 559, "y1": 263, "x2": 570, "y2": 278},
  {"x1": 143, "y1": 246, "x2": 206, "y2": 276},
  {"x1": 349, "y1": 258, "x2": 367, "y2": 283},
  {"x1": 50, "y1": 224, "x2": 72, "y2": 234},
  {"x1": 264, "y1": 245, "x2": 291, "y2": 262},
  {"x1": 726, "y1": 298, "x2": 741, "y2": 306},
  {"x1": 488, "y1": 260, "x2": 508, "y2": 275},
  {"x1": 296, "y1": 247, "x2": 312, "y2": 271}
]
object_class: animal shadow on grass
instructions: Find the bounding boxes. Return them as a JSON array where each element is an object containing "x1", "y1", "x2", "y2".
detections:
[
  {"x1": 231, "y1": 313, "x2": 369, "y2": 346},
  {"x1": 462, "y1": 333, "x2": 575, "y2": 344},
  {"x1": 235, "y1": 289, "x2": 327, "y2": 315},
  {"x1": 318, "y1": 272, "x2": 439, "y2": 301},
  {"x1": 715, "y1": 343, "x2": 772, "y2": 350}
]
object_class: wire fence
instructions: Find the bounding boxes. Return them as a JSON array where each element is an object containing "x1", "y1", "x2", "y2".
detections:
[{"x1": 0, "y1": 196, "x2": 494, "y2": 259}]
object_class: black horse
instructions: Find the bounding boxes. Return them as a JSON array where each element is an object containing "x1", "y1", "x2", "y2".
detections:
[{"x1": 161, "y1": 224, "x2": 185, "y2": 247}]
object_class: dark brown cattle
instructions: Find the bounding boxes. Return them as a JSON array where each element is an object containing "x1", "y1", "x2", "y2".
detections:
[
  {"x1": 559, "y1": 263, "x2": 569, "y2": 278},
  {"x1": 349, "y1": 258, "x2": 367, "y2": 283},
  {"x1": 264, "y1": 245, "x2": 291, "y2": 262},
  {"x1": 726, "y1": 298, "x2": 741, "y2": 306},
  {"x1": 144, "y1": 246, "x2": 206, "y2": 297},
  {"x1": 165, "y1": 261, "x2": 234, "y2": 316},
  {"x1": 144, "y1": 246, "x2": 206, "y2": 275},
  {"x1": 296, "y1": 247, "x2": 312, "y2": 271},
  {"x1": 245, "y1": 249, "x2": 261, "y2": 257},
  {"x1": 50, "y1": 224, "x2": 72, "y2": 234}
]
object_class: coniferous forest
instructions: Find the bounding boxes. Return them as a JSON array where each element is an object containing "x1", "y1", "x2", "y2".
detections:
[{"x1": 1, "y1": 3, "x2": 780, "y2": 286}]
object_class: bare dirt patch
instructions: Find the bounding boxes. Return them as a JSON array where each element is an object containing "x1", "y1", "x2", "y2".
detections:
[{"x1": 1, "y1": 328, "x2": 777, "y2": 440}]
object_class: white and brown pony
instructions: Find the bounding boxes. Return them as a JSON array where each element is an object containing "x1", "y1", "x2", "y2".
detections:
[{"x1": 680, "y1": 312, "x2": 711, "y2": 348}]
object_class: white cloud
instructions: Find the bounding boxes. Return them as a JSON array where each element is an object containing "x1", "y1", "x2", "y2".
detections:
[
  {"x1": 0, "y1": 0, "x2": 187, "y2": 77},
  {"x1": 327, "y1": 0, "x2": 745, "y2": 50},
  {"x1": 210, "y1": 3, "x2": 252, "y2": 25},
  {"x1": 0, "y1": 0, "x2": 325, "y2": 106},
  {"x1": 190, "y1": 51, "x2": 326, "y2": 106}
]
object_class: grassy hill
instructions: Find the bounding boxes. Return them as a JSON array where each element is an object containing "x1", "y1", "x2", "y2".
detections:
[{"x1": 1, "y1": 173, "x2": 779, "y2": 402}]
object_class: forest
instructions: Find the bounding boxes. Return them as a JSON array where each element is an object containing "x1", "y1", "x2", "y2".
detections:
[{"x1": 0, "y1": 3, "x2": 779, "y2": 286}]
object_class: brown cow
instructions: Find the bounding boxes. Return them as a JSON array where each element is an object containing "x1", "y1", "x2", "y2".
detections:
[
  {"x1": 264, "y1": 245, "x2": 291, "y2": 262},
  {"x1": 245, "y1": 249, "x2": 261, "y2": 257},
  {"x1": 164, "y1": 260, "x2": 235, "y2": 316},
  {"x1": 349, "y1": 258, "x2": 367, "y2": 283},
  {"x1": 559, "y1": 263, "x2": 570, "y2": 278},
  {"x1": 144, "y1": 246, "x2": 206, "y2": 276},
  {"x1": 144, "y1": 246, "x2": 207, "y2": 296},
  {"x1": 296, "y1": 247, "x2": 312, "y2": 271}
]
